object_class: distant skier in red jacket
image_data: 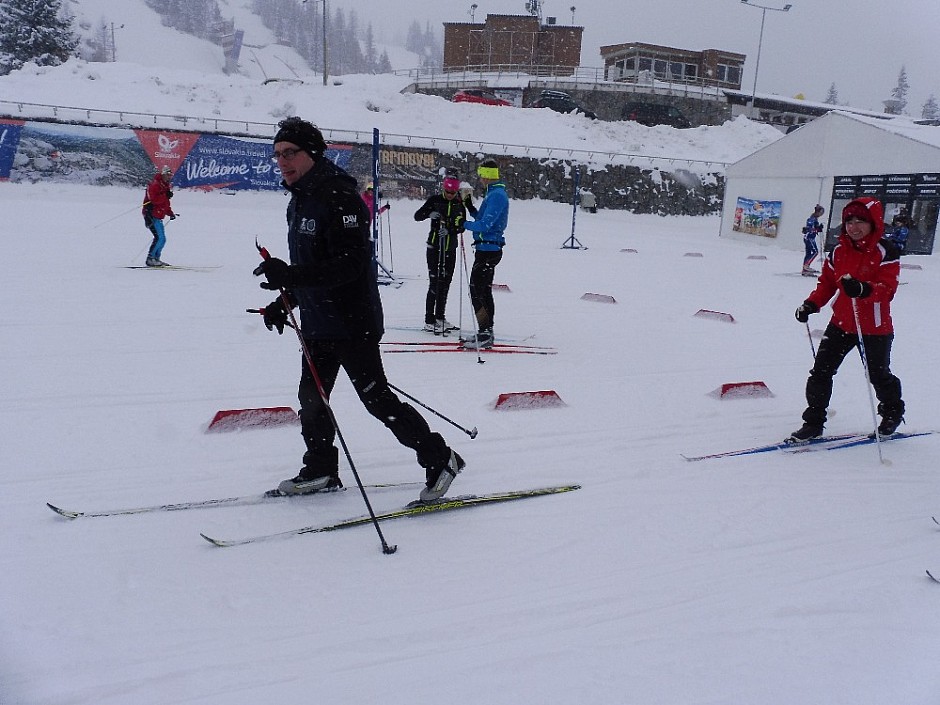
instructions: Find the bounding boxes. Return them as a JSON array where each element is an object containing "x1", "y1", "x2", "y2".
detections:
[
  {"x1": 142, "y1": 166, "x2": 176, "y2": 267},
  {"x1": 789, "y1": 197, "x2": 905, "y2": 442},
  {"x1": 360, "y1": 182, "x2": 389, "y2": 223}
]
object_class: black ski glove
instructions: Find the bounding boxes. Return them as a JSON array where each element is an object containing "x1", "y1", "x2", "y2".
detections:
[
  {"x1": 262, "y1": 298, "x2": 288, "y2": 334},
  {"x1": 841, "y1": 275, "x2": 871, "y2": 298},
  {"x1": 169, "y1": 213, "x2": 177, "y2": 220},
  {"x1": 795, "y1": 300, "x2": 819, "y2": 323},
  {"x1": 254, "y1": 257, "x2": 291, "y2": 290}
]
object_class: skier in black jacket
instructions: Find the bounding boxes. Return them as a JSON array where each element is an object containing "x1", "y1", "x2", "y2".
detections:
[
  {"x1": 413, "y1": 176, "x2": 476, "y2": 334},
  {"x1": 255, "y1": 117, "x2": 465, "y2": 502}
]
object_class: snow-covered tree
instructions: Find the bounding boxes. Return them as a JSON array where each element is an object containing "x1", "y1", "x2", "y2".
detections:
[
  {"x1": 923, "y1": 94, "x2": 940, "y2": 121},
  {"x1": 0, "y1": 0, "x2": 78, "y2": 75},
  {"x1": 888, "y1": 65, "x2": 909, "y2": 114},
  {"x1": 824, "y1": 83, "x2": 839, "y2": 105}
]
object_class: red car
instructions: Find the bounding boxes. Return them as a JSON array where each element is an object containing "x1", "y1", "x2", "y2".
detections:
[{"x1": 451, "y1": 89, "x2": 512, "y2": 107}]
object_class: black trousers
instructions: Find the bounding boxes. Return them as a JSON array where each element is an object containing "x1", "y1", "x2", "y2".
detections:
[
  {"x1": 297, "y1": 337, "x2": 449, "y2": 477},
  {"x1": 425, "y1": 247, "x2": 457, "y2": 323},
  {"x1": 802, "y1": 323, "x2": 904, "y2": 426},
  {"x1": 469, "y1": 249, "x2": 502, "y2": 330}
]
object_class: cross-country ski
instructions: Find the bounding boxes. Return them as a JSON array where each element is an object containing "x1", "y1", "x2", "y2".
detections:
[{"x1": 200, "y1": 485, "x2": 581, "y2": 547}]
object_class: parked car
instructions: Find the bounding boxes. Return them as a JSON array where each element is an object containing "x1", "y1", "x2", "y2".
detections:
[
  {"x1": 451, "y1": 89, "x2": 512, "y2": 107},
  {"x1": 529, "y1": 90, "x2": 597, "y2": 119},
  {"x1": 621, "y1": 102, "x2": 692, "y2": 128}
]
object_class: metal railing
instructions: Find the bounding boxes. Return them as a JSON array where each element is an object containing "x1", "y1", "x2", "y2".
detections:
[
  {"x1": 0, "y1": 98, "x2": 731, "y2": 171},
  {"x1": 395, "y1": 64, "x2": 733, "y2": 100}
]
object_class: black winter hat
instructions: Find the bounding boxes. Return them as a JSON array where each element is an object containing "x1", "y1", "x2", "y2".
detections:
[{"x1": 274, "y1": 116, "x2": 327, "y2": 158}]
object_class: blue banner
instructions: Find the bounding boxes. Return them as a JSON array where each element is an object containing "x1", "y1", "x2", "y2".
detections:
[
  {"x1": 0, "y1": 120, "x2": 25, "y2": 180},
  {"x1": 174, "y1": 134, "x2": 355, "y2": 191}
]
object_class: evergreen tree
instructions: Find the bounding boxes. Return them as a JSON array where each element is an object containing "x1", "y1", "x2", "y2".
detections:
[
  {"x1": 405, "y1": 20, "x2": 423, "y2": 54},
  {"x1": 377, "y1": 49, "x2": 392, "y2": 74},
  {"x1": 0, "y1": 0, "x2": 78, "y2": 75},
  {"x1": 824, "y1": 83, "x2": 839, "y2": 105},
  {"x1": 888, "y1": 65, "x2": 909, "y2": 114},
  {"x1": 923, "y1": 94, "x2": 940, "y2": 121}
]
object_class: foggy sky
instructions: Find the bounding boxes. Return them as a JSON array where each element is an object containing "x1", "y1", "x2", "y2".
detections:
[{"x1": 366, "y1": 0, "x2": 940, "y2": 115}]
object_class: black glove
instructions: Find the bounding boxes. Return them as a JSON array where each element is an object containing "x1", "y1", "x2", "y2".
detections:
[
  {"x1": 262, "y1": 298, "x2": 288, "y2": 334},
  {"x1": 253, "y1": 257, "x2": 291, "y2": 290},
  {"x1": 841, "y1": 275, "x2": 871, "y2": 298},
  {"x1": 169, "y1": 213, "x2": 177, "y2": 220},
  {"x1": 167, "y1": 190, "x2": 174, "y2": 198},
  {"x1": 384, "y1": 202, "x2": 391, "y2": 210},
  {"x1": 795, "y1": 301, "x2": 818, "y2": 323}
]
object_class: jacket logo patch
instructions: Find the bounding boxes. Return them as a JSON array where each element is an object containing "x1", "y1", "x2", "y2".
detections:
[
  {"x1": 342, "y1": 214, "x2": 359, "y2": 228},
  {"x1": 300, "y1": 217, "x2": 317, "y2": 233}
]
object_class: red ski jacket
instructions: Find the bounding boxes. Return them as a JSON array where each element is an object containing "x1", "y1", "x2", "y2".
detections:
[
  {"x1": 805, "y1": 197, "x2": 900, "y2": 335},
  {"x1": 143, "y1": 175, "x2": 175, "y2": 220}
]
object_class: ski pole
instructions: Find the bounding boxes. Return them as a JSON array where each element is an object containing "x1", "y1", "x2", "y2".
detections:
[
  {"x1": 388, "y1": 382, "x2": 478, "y2": 439},
  {"x1": 849, "y1": 293, "x2": 885, "y2": 464},
  {"x1": 804, "y1": 321, "x2": 817, "y2": 358},
  {"x1": 458, "y1": 232, "x2": 484, "y2": 364},
  {"x1": 254, "y1": 240, "x2": 397, "y2": 555},
  {"x1": 94, "y1": 203, "x2": 141, "y2": 229}
]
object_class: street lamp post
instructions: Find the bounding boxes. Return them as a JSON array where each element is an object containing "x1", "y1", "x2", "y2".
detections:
[
  {"x1": 740, "y1": 0, "x2": 792, "y2": 119},
  {"x1": 317, "y1": 0, "x2": 328, "y2": 86},
  {"x1": 303, "y1": 0, "x2": 329, "y2": 86}
]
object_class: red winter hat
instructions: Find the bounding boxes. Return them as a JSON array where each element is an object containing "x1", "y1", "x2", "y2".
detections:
[
  {"x1": 842, "y1": 199, "x2": 877, "y2": 227},
  {"x1": 442, "y1": 177, "x2": 460, "y2": 192}
]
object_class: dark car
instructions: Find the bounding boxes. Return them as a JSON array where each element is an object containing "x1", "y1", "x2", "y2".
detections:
[
  {"x1": 529, "y1": 90, "x2": 597, "y2": 119},
  {"x1": 621, "y1": 102, "x2": 692, "y2": 128},
  {"x1": 451, "y1": 89, "x2": 512, "y2": 107}
]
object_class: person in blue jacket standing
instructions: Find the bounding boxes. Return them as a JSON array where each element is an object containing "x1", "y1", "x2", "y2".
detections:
[
  {"x1": 462, "y1": 158, "x2": 508, "y2": 349},
  {"x1": 801, "y1": 204, "x2": 825, "y2": 275}
]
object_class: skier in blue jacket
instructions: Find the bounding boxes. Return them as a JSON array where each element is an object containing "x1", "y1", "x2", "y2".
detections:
[
  {"x1": 462, "y1": 158, "x2": 508, "y2": 349},
  {"x1": 801, "y1": 204, "x2": 825, "y2": 275}
]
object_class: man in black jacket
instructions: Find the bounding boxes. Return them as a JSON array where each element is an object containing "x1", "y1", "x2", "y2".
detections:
[{"x1": 255, "y1": 117, "x2": 464, "y2": 502}]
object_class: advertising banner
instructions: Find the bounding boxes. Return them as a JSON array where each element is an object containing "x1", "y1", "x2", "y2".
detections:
[
  {"x1": 732, "y1": 196, "x2": 781, "y2": 238},
  {"x1": 0, "y1": 119, "x2": 25, "y2": 180}
]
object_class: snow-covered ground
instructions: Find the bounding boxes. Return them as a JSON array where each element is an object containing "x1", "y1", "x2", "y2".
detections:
[
  {"x1": 2, "y1": 5, "x2": 940, "y2": 703},
  {"x1": 2, "y1": 181, "x2": 940, "y2": 704}
]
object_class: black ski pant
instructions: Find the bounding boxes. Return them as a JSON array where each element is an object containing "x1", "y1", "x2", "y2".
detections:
[
  {"x1": 297, "y1": 336, "x2": 449, "y2": 480},
  {"x1": 801, "y1": 322, "x2": 904, "y2": 427},
  {"x1": 425, "y1": 246, "x2": 457, "y2": 323},
  {"x1": 469, "y1": 249, "x2": 502, "y2": 331}
]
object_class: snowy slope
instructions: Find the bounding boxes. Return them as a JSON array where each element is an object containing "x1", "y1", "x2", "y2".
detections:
[{"x1": 2, "y1": 181, "x2": 940, "y2": 704}]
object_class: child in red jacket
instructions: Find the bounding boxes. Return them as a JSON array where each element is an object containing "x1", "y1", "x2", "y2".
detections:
[{"x1": 790, "y1": 197, "x2": 905, "y2": 442}]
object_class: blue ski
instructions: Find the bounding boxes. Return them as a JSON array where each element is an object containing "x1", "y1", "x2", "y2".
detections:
[
  {"x1": 785, "y1": 430, "x2": 934, "y2": 454},
  {"x1": 681, "y1": 433, "x2": 859, "y2": 462}
]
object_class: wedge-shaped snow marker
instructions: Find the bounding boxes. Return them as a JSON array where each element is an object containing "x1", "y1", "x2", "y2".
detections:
[
  {"x1": 714, "y1": 381, "x2": 773, "y2": 399},
  {"x1": 901, "y1": 263, "x2": 922, "y2": 270},
  {"x1": 206, "y1": 406, "x2": 299, "y2": 432},
  {"x1": 491, "y1": 283, "x2": 512, "y2": 292},
  {"x1": 581, "y1": 292, "x2": 617, "y2": 303},
  {"x1": 694, "y1": 309, "x2": 735, "y2": 323},
  {"x1": 494, "y1": 390, "x2": 566, "y2": 410},
  {"x1": 620, "y1": 248, "x2": 638, "y2": 253},
  {"x1": 684, "y1": 252, "x2": 704, "y2": 257},
  {"x1": 747, "y1": 254, "x2": 767, "y2": 260}
]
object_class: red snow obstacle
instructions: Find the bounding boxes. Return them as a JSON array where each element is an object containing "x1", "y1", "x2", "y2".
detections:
[
  {"x1": 494, "y1": 390, "x2": 566, "y2": 410},
  {"x1": 492, "y1": 283, "x2": 512, "y2": 292},
  {"x1": 206, "y1": 406, "x2": 299, "y2": 432},
  {"x1": 620, "y1": 248, "x2": 638, "y2": 253},
  {"x1": 581, "y1": 292, "x2": 617, "y2": 303},
  {"x1": 715, "y1": 381, "x2": 773, "y2": 399},
  {"x1": 694, "y1": 309, "x2": 735, "y2": 323}
]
